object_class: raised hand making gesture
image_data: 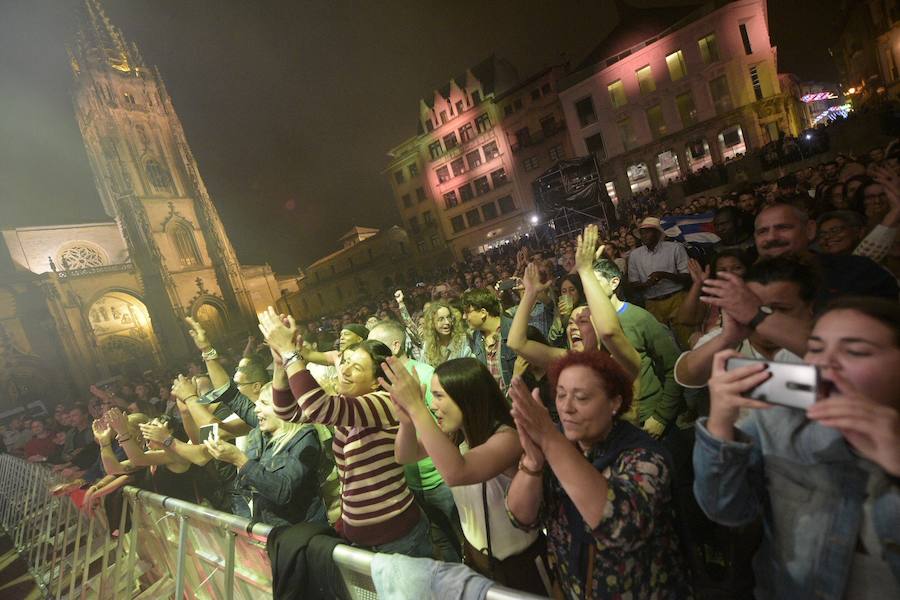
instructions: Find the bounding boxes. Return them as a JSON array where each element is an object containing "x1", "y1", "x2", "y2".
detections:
[{"x1": 185, "y1": 316, "x2": 210, "y2": 351}]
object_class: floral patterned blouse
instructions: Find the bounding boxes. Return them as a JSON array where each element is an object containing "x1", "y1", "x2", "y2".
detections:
[{"x1": 508, "y1": 425, "x2": 692, "y2": 599}]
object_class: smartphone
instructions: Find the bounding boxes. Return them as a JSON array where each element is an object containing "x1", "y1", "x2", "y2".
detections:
[
  {"x1": 199, "y1": 423, "x2": 219, "y2": 443},
  {"x1": 725, "y1": 357, "x2": 817, "y2": 410},
  {"x1": 496, "y1": 277, "x2": 520, "y2": 292}
]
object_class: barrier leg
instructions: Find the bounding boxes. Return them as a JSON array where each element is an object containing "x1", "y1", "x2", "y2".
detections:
[
  {"x1": 54, "y1": 498, "x2": 75, "y2": 600},
  {"x1": 68, "y1": 509, "x2": 86, "y2": 600},
  {"x1": 224, "y1": 530, "x2": 236, "y2": 600},
  {"x1": 174, "y1": 514, "x2": 189, "y2": 600}
]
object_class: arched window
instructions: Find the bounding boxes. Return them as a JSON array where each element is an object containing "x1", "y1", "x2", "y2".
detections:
[
  {"x1": 169, "y1": 221, "x2": 202, "y2": 267},
  {"x1": 146, "y1": 159, "x2": 172, "y2": 192}
]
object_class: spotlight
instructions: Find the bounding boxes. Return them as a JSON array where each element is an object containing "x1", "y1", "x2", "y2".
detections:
[
  {"x1": 529, "y1": 214, "x2": 540, "y2": 225},
  {"x1": 805, "y1": 133, "x2": 812, "y2": 140}
]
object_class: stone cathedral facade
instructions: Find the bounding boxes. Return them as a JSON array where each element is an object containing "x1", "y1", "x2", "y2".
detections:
[{"x1": 0, "y1": 1, "x2": 290, "y2": 410}]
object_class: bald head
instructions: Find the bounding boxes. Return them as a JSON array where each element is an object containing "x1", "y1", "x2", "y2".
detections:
[
  {"x1": 367, "y1": 320, "x2": 407, "y2": 357},
  {"x1": 754, "y1": 203, "x2": 815, "y2": 259}
]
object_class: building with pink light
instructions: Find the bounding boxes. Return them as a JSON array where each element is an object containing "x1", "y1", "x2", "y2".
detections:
[
  {"x1": 558, "y1": 0, "x2": 808, "y2": 203},
  {"x1": 386, "y1": 58, "x2": 574, "y2": 259}
]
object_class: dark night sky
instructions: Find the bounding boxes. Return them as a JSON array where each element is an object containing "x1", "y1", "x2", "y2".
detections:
[{"x1": 0, "y1": 0, "x2": 839, "y2": 273}]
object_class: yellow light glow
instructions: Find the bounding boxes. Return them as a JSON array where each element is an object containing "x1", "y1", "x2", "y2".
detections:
[{"x1": 848, "y1": 87, "x2": 856, "y2": 94}]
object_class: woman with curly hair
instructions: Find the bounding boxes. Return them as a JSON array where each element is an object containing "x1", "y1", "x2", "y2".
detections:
[{"x1": 421, "y1": 300, "x2": 473, "y2": 368}]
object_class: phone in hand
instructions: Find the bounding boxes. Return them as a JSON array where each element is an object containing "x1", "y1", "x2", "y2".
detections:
[
  {"x1": 725, "y1": 357, "x2": 817, "y2": 410},
  {"x1": 199, "y1": 423, "x2": 219, "y2": 443}
]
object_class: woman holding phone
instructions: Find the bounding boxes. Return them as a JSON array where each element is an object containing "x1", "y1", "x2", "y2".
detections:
[{"x1": 693, "y1": 297, "x2": 900, "y2": 599}]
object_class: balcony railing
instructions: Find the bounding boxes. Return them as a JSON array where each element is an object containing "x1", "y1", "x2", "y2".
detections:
[
  {"x1": 428, "y1": 127, "x2": 497, "y2": 163},
  {"x1": 56, "y1": 262, "x2": 134, "y2": 279}
]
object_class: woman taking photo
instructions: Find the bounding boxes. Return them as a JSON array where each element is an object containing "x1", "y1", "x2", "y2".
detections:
[
  {"x1": 506, "y1": 350, "x2": 691, "y2": 599},
  {"x1": 382, "y1": 356, "x2": 546, "y2": 594},
  {"x1": 259, "y1": 307, "x2": 432, "y2": 557},
  {"x1": 420, "y1": 300, "x2": 472, "y2": 368},
  {"x1": 694, "y1": 297, "x2": 900, "y2": 599}
]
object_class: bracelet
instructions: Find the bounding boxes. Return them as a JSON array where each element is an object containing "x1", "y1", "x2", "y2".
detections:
[
  {"x1": 183, "y1": 395, "x2": 199, "y2": 402},
  {"x1": 116, "y1": 436, "x2": 131, "y2": 443},
  {"x1": 518, "y1": 456, "x2": 543, "y2": 477},
  {"x1": 201, "y1": 347, "x2": 218, "y2": 361},
  {"x1": 282, "y1": 350, "x2": 302, "y2": 367}
]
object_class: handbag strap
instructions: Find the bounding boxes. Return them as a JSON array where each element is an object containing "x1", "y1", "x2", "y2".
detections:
[{"x1": 481, "y1": 482, "x2": 496, "y2": 573}]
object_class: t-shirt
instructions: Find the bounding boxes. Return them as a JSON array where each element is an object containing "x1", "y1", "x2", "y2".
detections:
[
  {"x1": 617, "y1": 303, "x2": 683, "y2": 424},
  {"x1": 402, "y1": 359, "x2": 444, "y2": 492}
]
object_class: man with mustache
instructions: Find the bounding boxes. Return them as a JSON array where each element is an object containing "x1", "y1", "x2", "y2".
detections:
[
  {"x1": 752, "y1": 203, "x2": 897, "y2": 302},
  {"x1": 700, "y1": 203, "x2": 897, "y2": 362}
]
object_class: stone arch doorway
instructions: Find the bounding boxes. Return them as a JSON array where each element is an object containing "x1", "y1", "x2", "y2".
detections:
[{"x1": 88, "y1": 291, "x2": 160, "y2": 376}]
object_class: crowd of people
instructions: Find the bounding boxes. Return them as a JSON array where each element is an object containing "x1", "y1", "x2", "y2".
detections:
[{"x1": 2, "y1": 137, "x2": 900, "y2": 599}]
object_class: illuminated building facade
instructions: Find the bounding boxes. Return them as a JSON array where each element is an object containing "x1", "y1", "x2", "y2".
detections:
[
  {"x1": 386, "y1": 56, "x2": 551, "y2": 259},
  {"x1": 0, "y1": 0, "x2": 284, "y2": 406},
  {"x1": 559, "y1": 0, "x2": 807, "y2": 202}
]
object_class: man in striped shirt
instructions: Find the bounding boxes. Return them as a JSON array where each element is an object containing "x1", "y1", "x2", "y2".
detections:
[{"x1": 260, "y1": 308, "x2": 432, "y2": 556}]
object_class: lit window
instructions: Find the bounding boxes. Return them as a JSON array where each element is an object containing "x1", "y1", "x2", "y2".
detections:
[
  {"x1": 169, "y1": 221, "x2": 202, "y2": 267},
  {"x1": 646, "y1": 104, "x2": 666, "y2": 139},
  {"x1": 482, "y1": 141, "x2": 500, "y2": 159},
  {"x1": 444, "y1": 191, "x2": 458, "y2": 208},
  {"x1": 676, "y1": 91, "x2": 697, "y2": 126},
  {"x1": 437, "y1": 166, "x2": 451, "y2": 183},
  {"x1": 665, "y1": 50, "x2": 687, "y2": 81},
  {"x1": 451, "y1": 158, "x2": 465, "y2": 177},
  {"x1": 698, "y1": 33, "x2": 719, "y2": 64},
  {"x1": 607, "y1": 80, "x2": 627, "y2": 108},
  {"x1": 709, "y1": 75, "x2": 733, "y2": 114},
  {"x1": 604, "y1": 181, "x2": 618, "y2": 205},
  {"x1": 618, "y1": 117, "x2": 637, "y2": 150},
  {"x1": 490, "y1": 168, "x2": 507, "y2": 187},
  {"x1": 636, "y1": 65, "x2": 656, "y2": 94}
]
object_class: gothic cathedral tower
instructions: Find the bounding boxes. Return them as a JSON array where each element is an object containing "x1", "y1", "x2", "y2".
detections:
[{"x1": 68, "y1": 0, "x2": 257, "y2": 358}]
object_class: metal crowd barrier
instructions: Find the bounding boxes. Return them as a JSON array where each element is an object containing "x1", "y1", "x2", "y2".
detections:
[{"x1": 0, "y1": 455, "x2": 546, "y2": 599}]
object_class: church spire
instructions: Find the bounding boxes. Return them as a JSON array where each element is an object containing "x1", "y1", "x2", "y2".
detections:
[{"x1": 71, "y1": 0, "x2": 142, "y2": 76}]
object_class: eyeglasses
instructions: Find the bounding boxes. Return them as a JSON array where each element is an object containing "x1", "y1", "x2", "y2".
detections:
[{"x1": 818, "y1": 225, "x2": 850, "y2": 239}]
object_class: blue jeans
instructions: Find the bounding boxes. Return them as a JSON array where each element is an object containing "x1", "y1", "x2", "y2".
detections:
[
  {"x1": 369, "y1": 512, "x2": 433, "y2": 558},
  {"x1": 412, "y1": 484, "x2": 462, "y2": 562}
]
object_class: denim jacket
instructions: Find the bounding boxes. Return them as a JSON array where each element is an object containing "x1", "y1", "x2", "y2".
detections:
[
  {"x1": 693, "y1": 409, "x2": 900, "y2": 599},
  {"x1": 218, "y1": 385, "x2": 327, "y2": 527},
  {"x1": 469, "y1": 315, "x2": 516, "y2": 389}
]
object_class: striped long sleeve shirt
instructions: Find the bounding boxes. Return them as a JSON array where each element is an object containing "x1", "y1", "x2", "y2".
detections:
[{"x1": 272, "y1": 369, "x2": 420, "y2": 546}]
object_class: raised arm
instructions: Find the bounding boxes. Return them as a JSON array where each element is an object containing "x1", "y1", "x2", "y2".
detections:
[
  {"x1": 676, "y1": 259, "x2": 710, "y2": 326},
  {"x1": 576, "y1": 225, "x2": 641, "y2": 379},
  {"x1": 140, "y1": 421, "x2": 212, "y2": 466},
  {"x1": 259, "y1": 307, "x2": 401, "y2": 427},
  {"x1": 93, "y1": 418, "x2": 134, "y2": 476},
  {"x1": 185, "y1": 317, "x2": 232, "y2": 390},
  {"x1": 507, "y1": 263, "x2": 566, "y2": 370},
  {"x1": 395, "y1": 290, "x2": 423, "y2": 349},
  {"x1": 381, "y1": 357, "x2": 521, "y2": 486}
]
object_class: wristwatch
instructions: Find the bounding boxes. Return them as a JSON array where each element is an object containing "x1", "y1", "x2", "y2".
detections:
[
  {"x1": 201, "y1": 347, "x2": 218, "y2": 361},
  {"x1": 747, "y1": 305, "x2": 774, "y2": 330},
  {"x1": 162, "y1": 436, "x2": 174, "y2": 448}
]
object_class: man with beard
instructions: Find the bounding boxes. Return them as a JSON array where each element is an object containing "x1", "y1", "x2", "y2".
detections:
[{"x1": 752, "y1": 203, "x2": 897, "y2": 302}]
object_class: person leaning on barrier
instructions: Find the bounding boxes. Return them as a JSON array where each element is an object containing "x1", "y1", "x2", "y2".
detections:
[
  {"x1": 384, "y1": 356, "x2": 547, "y2": 595},
  {"x1": 258, "y1": 307, "x2": 433, "y2": 557},
  {"x1": 83, "y1": 412, "x2": 149, "y2": 516},
  {"x1": 102, "y1": 407, "x2": 207, "y2": 504},
  {"x1": 506, "y1": 351, "x2": 692, "y2": 599},
  {"x1": 693, "y1": 297, "x2": 900, "y2": 599}
]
